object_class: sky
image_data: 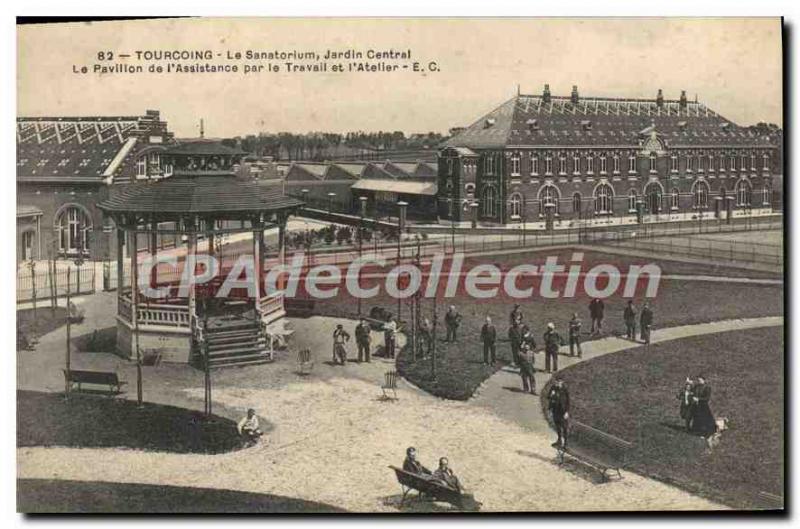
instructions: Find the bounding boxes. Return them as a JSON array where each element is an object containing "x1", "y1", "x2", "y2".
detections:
[{"x1": 17, "y1": 18, "x2": 783, "y2": 138}]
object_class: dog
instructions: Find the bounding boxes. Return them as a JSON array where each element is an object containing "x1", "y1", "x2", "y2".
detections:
[{"x1": 705, "y1": 417, "x2": 730, "y2": 450}]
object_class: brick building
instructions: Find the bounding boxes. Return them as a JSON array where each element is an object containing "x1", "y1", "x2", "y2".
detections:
[
  {"x1": 438, "y1": 86, "x2": 781, "y2": 225},
  {"x1": 16, "y1": 111, "x2": 174, "y2": 261}
]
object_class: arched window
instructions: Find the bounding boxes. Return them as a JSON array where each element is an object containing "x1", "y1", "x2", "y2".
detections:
[
  {"x1": 628, "y1": 189, "x2": 638, "y2": 212},
  {"x1": 464, "y1": 183, "x2": 475, "y2": 199},
  {"x1": 539, "y1": 184, "x2": 559, "y2": 215},
  {"x1": 670, "y1": 188, "x2": 680, "y2": 210},
  {"x1": 594, "y1": 184, "x2": 614, "y2": 215},
  {"x1": 55, "y1": 205, "x2": 92, "y2": 255},
  {"x1": 508, "y1": 192, "x2": 523, "y2": 218},
  {"x1": 644, "y1": 182, "x2": 663, "y2": 213},
  {"x1": 693, "y1": 181, "x2": 710, "y2": 209},
  {"x1": 482, "y1": 186, "x2": 496, "y2": 217},
  {"x1": 573, "y1": 192, "x2": 583, "y2": 218},
  {"x1": 736, "y1": 180, "x2": 752, "y2": 206}
]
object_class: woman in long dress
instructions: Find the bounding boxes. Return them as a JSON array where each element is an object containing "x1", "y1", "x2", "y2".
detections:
[{"x1": 690, "y1": 375, "x2": 716, "y2": 437}]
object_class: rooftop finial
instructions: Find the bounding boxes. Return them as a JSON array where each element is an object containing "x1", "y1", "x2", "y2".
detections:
[
  {"x1": 543, "y1": 83, "x2": 551, "y2": 104},
  {"x1": 200, "y1": 118, "x2": 205, "y2": 139},
  {"x1": 571, "y1": 85, "x2": 579, "y2": 105}
]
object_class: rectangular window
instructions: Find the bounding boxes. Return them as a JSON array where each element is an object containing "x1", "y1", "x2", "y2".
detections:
[
  {"x1": 586, "y1": 156, "x2": 594, "y2": 174},
  {"x1": 708, "y1": 154, "x2": 715, "y2": 173},
  {"x1": 730, "y1": 156, "x2": 736, "y2": 172},
  {"x1": 628, "y1": 155, "x2": 636, "y2": 173},
  {"x1": 600, "y1": 155, "x2": 607, "y2": 174},
  {"x1": 763, "y1": 153, "x2": 770, "y2": 171},
  {"x1": 686, "y1": 155, "x2": 694, "y2": 173},
  {"x1": 531, "y1": 155, "x2": 539, "y2": 176},
  {"x1": 149, "y1": 152, "x2": 160, "y2": 172},
  {"x1": 670, "y1": 155, "x2": 678, "y2": 173},
  {"x1": 613, "y1": 155, "x2": 620, "y2": 174},
  {"x1": 545, "y1": 156, "x2": 553, "y2": 175},
  {"x1": 573, "y1": 155, "x2": 580, "y2": 175},
  {"x1": 511, "y1": 155, "x2": 520, "y2": 176},
  {"x1": 559, "y1": 156, "x2": 567, "y2": 175},
  {"x1": 136, "y1": 157, "x2": 147, "y2": 178},
  {"x1": 649, "y1": 155, "x2": 657, "y2": 173}
]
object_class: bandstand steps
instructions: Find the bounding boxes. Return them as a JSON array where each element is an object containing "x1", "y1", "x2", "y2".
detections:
[
  {"x1": 205, "y1": 327, "x2": 261, "y2": 339},
  {"x1": 207, "y1": 344, "x2": 267, "y2": 359},
  {"x1": 207, "y1": 333, "x2": 264, "y2": 346},
  {"x1": 209, "y1": 353, "x2": 273, "y2": 369}
]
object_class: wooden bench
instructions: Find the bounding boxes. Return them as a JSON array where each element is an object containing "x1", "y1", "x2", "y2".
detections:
[
  {"x1": 297, "y1": 348, "x2": 314, "y2": 375},
  {"x1": 381, "y1": 371, "x2": 399, "y2": 400},
  {"x1": 388, "y1": 466, "x2": 476, "y2": 510},
  {"x1": 556, "y1": 420, "x2": 632, "y2": 482},
  {"x1": 63, "y1": 369, "x2": 126, "y2": 395}
]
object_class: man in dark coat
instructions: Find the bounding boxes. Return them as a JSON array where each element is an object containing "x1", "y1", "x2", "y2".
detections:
[
  {"x1": 543, "y1": 322, "x2": 562, "y2": 373},
  {"x1": 355, "y1": 318, "x2": 371, "y2": 363},
  {"x1": 640, "y1": 302, "x2": 653, "y2": 344},
  {"x1": 548, "y1": 377, "x2": 571, "y2": 448},
  {"x1": 419, "y1": 317, "x2": 433, "y2": 357},
  {"x1": 568, "y1": 313, "x2": 582, "y2": 357},
  {"x1": 518, "y1": 326, "x2": 537, "y2": 394},
  {"x1": 508, "y1": 321, "x2": 524, "y2": 367},
  {"x1": 480, "y1": 316, "x2": 497, "y2": 365},
  {"x1": 589, "y1": 298, "x2": 605, "y2": 334},
  {"x1": 403, "y1": 446, "x2": 432, "y2": 476},
  {"x1": 509, "y1": 304, "x2": 524, "y2": 327},
  {"x1": 444, "y1": 305, "x2": 462, "y2": 343},
  {"x1": 676, "y1": 377, "x2": 695, "y2": 432},
  {"x1": 623, "y1": 300, "x2": 637, "y2": 340}
]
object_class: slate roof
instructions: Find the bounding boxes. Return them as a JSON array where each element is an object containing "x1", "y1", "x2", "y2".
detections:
[
  {"x1": 16, "y1": 113, "x2": 169, "y2": 182},
  {"x1": 285, "y1": 163, "x2": 329, "y2": 181},
  {"x1": 443, "y1": 92, "x2": 777, "y2": 150},
  {"x1": 97, "y1": 176, "x2": 303, "y2": 215}
]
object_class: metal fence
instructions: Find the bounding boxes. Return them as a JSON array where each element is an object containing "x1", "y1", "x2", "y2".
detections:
[{"x1": 17, "y1": 261, "x2": 96, "y2": 304}]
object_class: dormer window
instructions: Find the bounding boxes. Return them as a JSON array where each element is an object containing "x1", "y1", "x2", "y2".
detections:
[
  {"x1": 484, "y1": 118, "x2": 496, "y2": 128},
  {"x1": 581, "y1": 120, "x2": 592, "y2": 131},
  {"x1": 527, "y1": 118, "x2": 539, "y2": 131}
]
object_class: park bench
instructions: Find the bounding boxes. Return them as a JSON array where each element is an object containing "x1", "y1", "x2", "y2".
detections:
[
  {"x1": 388, "y1": 466, "x2": 476, "y2": 511},
  {"x1": 62, "y1": 369, "x2": 127, "y2": 395},
  {"x1": 297, "y1": 348, "x2": 314, "y2": 375},
  {"x1": 381, "y1": 370, "x2": 399, "y2": 400},
  {"x1": 556, "y1": 420, "x2": 632, "y2": 482}
]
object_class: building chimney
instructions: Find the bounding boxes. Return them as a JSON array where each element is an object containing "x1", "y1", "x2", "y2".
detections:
[
  {"x1": 571, "y1": 85, "x2": 579, "y2": 105},
  {"x1": 542, "y1": 83, "x2": 551, "y2": 104},
  {"x1": 656, "y1": 89, "x2": 664, "y2": 108},
  {"x1": 679, "y1": 90, "x2": 687, "y2": 109}
]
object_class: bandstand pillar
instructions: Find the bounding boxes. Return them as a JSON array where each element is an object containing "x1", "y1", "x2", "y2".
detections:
[
  {"x1": 252, "y1": 219, "x2": 265, "y2": 313},
  {"x1": 187, "y1": 220, "x2": 198, "y2": 325},
  {"x1": 278, "y1": 214, "x2": 287, "y2": 291},
  {"x1": 149, "y1": 221, "x2": 158, "y2": 288},
  {"x1": 116, "y1": 227, "x2": 125, "y2": 299}
]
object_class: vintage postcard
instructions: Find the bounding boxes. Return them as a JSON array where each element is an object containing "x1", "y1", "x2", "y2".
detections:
[{"x1": 15, "y1": 17, "x2": 784, "y2": 513}]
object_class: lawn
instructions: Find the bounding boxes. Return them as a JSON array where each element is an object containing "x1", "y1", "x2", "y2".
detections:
[
  {"x1": 544, "y1": 326, "x2": 784, "y2": 509},
  {"x1": 17, "y1": 306, "x2": 68, "y2": 344},
  {"x1": 312, "y1": 248, "x2": 783, "y2": 400},
  {"x1": 17, "y1": 479, "x2": 346, "y2": 513},
  {"x1": 17, "y1": 390, "x2": 248, "y2": 454}
]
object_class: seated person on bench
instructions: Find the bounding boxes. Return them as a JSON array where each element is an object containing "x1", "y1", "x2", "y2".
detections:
[
  {"x1": 237, "y1": 408, "x2": 263, "y2": 445},
  {"x1": 432, "y1": 457, "x2": 462, "y2": 492},
  {"x1": 403, "y1": 446, "x2": 432, "y2": 476}
]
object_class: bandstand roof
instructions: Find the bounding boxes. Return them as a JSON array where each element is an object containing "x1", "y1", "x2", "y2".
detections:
[{"x1": 97, "y1": 175, "x2": 303, "y2": 216}]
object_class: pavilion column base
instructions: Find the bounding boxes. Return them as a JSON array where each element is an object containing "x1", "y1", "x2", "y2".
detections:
[{"x1": 116, "y1": 318, "x2": 193, "y2": 364}]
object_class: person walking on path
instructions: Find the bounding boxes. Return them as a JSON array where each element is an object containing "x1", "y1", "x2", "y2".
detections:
[
  {"x1": 508, "y1": 321, "x2": 524, "y2": 367},
  {"x1": 480, "y1": 316, "x2": 497, "y2": 365},
  {"x1": 518, "y1": 327, "x2": 537, "y2": 395},
  {"x1": 690, "y1": 375, "x2": 716, "y2": 438},
  {"x1": 543, "y1": 322, "x2": 562, "y2": 373},
  {"x1": 568, "y1": 313, "x2": 582, "y2": 358},
  {"x1": 444, "y1": 305, "x2": 462, "y2": 343},
  {"x1": 548, "y1": 377, "x2": 571, "y2": 448},
  {"x1": 623, "y1": 300, "x2": 638, "y2": 341},
  {"x1": 640, "y1": 302, "x2": 654, "y2": 344},
  {"x1": 589, "y1": 298, "x2": 605, "y2": 335},
  {"x1": 355, "y1": 318, "x2": 371, "y2": 363},
  {"x1": 419, "y1": 317, "x2": 433, "y2": 357},
  {"x1": 332, "y1": 324, "x2": 351, "y2": 365}
]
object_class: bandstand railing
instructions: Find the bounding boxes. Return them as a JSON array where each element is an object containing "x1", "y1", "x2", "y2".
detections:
[
  {"x1": 118, "y1": 291, "x2": 192, "y2": 328},
  {"x1": 259, "y1": 292, "x2": 284, "y2": 319}
]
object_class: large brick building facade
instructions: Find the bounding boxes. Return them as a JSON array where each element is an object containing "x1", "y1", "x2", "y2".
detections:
[
  {"x1": 16, "y1": 111, "x2": 174, "y2": 261},
  {"x1": 438, "y1": 86, "x2": 781, "y2": 225}
]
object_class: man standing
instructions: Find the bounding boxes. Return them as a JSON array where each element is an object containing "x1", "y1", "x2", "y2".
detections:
[
  {"x1": 518, "y1": 326, "x2": 537, "y2": 395},
  {"x1": 333, "y1": 324, "x2": 351, "y2": 365},
  {"x1": 568, "y1": 313, "x2": 582, "y2": 358},
  {"x1": 444, "y1": 305, "x2": 462, "y2": 343},
  {"x1": 480, "y1": 316, "x2": 497, "y2": 365},
  {"x1": 543, "y1": 322, "x2": 562, "y2": 373},
  {"x1": 640, "y1": 302, "x2": 653, "y2": 345},
  {"x1": 384, "y1": 317, "x2": 398, "y2": 359},
  {"x1": 355, "y1": 318, "x2": 371, "y2": 363},
  {"x1": 623, "y1": 300, "x2": 637, "y2": 341},
  {"x1": 419, "y1": 317, "x2": 433, "y2": 357},
  {"x1": 509, "y1": 304, "x2": 524, "y2": 327},
  {"x1": 589, "y1": 298, "x2": 605, "y2": 334},
  {"x1": 548, "y1": 377, "x2": 571, "y2": 448},
  {"x1": 508, "y1": 321, "x2": 524, "y2": 367}
]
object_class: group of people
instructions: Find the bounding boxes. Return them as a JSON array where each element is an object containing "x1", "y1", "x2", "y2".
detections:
[
  {"x1": 623, "y1": 300, "x2": 655, "y2": 344},
  {"x1": 331, "y1": 317, "x2": 401, "y2": 365},
  {"x1": 676, "y1": 375, "x2": 717, "y2": 437},
  {"x1": 402, "y1": 446, "x2": 462, "y2": 492}
]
